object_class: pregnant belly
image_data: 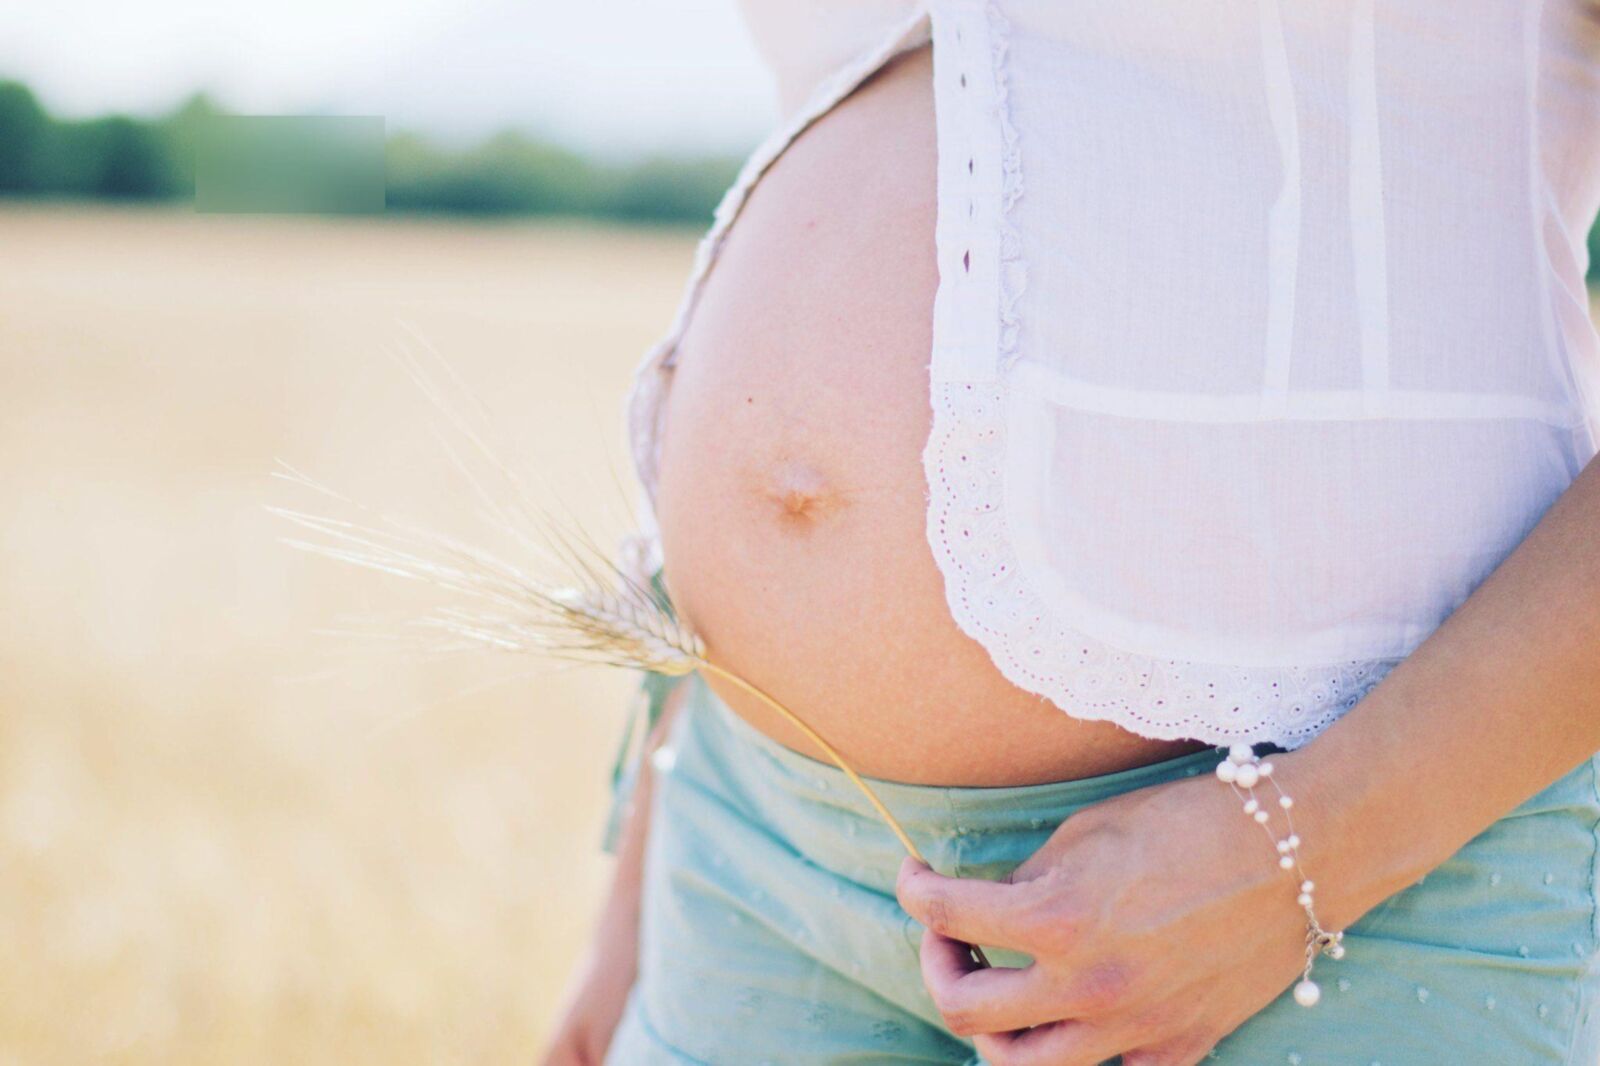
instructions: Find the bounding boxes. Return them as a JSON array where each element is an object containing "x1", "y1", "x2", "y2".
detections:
[{"x1": 653, "y1": 42, "x2": 1209, "y2": 785}]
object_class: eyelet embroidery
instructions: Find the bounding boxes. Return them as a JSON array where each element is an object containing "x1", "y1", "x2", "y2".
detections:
[{"x1": 917, "y1": 1, "x2": 1403, "y2": 749}]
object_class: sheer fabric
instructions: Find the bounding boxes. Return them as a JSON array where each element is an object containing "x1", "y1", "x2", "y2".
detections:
[{"x1": 620, "y1": 0, "x2": 1600, "y2": 749}]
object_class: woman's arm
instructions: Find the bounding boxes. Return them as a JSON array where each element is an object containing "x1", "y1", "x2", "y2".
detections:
[
  {"x1": 895, "y1": 451, "x2": 1600, "y2": 1065},
  {"x1": 541, "y1": 679, "x2": 690, "y2": 1066},
  {"x1": 1289, "y1": 448, "x2": 1600, "y2": 933}
]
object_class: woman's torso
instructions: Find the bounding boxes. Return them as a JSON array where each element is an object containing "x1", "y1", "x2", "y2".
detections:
[
  {"x1": 655, "y1": 41, "x2": 1202, "y2": 783},
  {"x1": 638, "y1": 0, "x2": 1600, "y2": 784}
]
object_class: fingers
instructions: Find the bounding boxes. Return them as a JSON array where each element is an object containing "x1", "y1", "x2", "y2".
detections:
[
  {"x1": 972, "y1": 1019, "x2": 1124, "y2": 1066},
  {"x1": 896, "y1": 856, "x2": 1046, "y2": 952},
  {"x1": 917, "y1": 917, "x2": 1174, "y2": 1065},
  {"x1": 919, "y1": 927, "x2": 1066, "y2": 1036}
]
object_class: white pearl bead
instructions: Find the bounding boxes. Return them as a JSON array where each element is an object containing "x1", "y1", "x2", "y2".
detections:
[
  {"x1": 1278, "y1": 795, "x2": 1294, "y2": 809},
  {"x1": 1301, "y1": 880, "x2": 1315, "y2": 893},
  {"x1": 1294, "y1": 979, "x2": 1321, "y2": 1007},
  {"x1": 1235, "y1": 764, "x2": 1260, "y2": 789},
  {"x1": 1298, "y1": 892, "x2": 1313, "y2": 906},
  {"x1": 1258, "y1": 760, "x2": 1274, "y2": 777},
  {"x1": 1279, "y1": 855, "x2": 1295, "y2": 870},
  {"x1": 1229, "y1": 743, "x2": 1255, "y2": 764},
  {"x1": 1215, "y1": 760, "x2": 1237, "y2": 784},
  {"x1": 1243, "y1": 798, "x2": 1259, "y2": 814},
  {"x1": 1277, "y1": 840, "x2": 1292, "y2": 854},
  {"x1": 1254, "y1": 810, "x2": 1271, "y2": 824},
  {"x1": 1288, "y1": 834, "x2": 1301, "y2": 848},
  {"x1": 1328, "y1": 943, "x2": 1346, "y2": 960}
]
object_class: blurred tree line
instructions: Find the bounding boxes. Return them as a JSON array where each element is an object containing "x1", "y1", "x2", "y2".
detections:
[
  {"x1": 0, "y1": 80, "x2": 742, "y2": 225},
  {"x1": 1, "y1": 78, "x2": 1598, "y2": 281}
]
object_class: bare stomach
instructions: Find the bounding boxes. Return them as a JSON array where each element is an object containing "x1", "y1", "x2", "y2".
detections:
[{"x1": 654, "y1": 41, "x2": 1209, "y2": 786}]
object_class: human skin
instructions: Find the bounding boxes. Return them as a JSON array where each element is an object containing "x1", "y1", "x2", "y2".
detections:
[
  {"x1": 556, "y1": 26, "x2": 1600, "y2": 1065},
  {"x1": 540, "y1": 682, "x2": 689, "y2": 1066},
  {"x1": 651, "y1": 40, "x2": 1213, "y2": 791},
  {"x1": 894, "y1": 449, "x2": 1600, "y2": 1065}
]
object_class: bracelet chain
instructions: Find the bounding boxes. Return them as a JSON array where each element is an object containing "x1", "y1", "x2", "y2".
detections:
[{"x1": 1215, "y1": 744, "x2": 1345, "y2": 1007}]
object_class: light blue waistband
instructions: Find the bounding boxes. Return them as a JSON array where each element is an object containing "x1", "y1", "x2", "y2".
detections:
[{"x1": 677, "y1": 671, "x2": 1228, "y2": 851}]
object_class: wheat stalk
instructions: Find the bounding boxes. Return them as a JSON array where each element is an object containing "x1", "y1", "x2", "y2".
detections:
[
  {"x1": 269, "y1": 325, "x2": 990, "y2": 968},
  {"x1": 267, "y1": 465, "x2": 928, "y2": 858}
]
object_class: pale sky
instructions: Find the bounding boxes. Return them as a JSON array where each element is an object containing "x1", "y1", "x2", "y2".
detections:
[{"x1": 0, "y1": 0, "x2": 780, "y2": 159}]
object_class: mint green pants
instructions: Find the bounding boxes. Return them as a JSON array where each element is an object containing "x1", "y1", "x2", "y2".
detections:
[{"x1": 606, "y1": 672, "x2": 1600, "y2": 1064}]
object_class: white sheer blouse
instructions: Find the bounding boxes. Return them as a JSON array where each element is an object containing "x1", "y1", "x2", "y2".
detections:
[{"x1": 620, "y1": 0, "x2": 1600, "y2": 750}]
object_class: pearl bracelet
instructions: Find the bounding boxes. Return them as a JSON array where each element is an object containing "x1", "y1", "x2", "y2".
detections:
[{"x1": 1214, "y1": 743, "x2": 1344, "y2": 1007}]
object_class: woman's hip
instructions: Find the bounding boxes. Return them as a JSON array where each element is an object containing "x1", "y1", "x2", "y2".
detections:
[{"x1": 612, "y1": 674, "x2": 1600, "y2": 1064}]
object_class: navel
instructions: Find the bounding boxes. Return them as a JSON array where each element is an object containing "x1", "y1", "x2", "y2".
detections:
[{"x1": 762, "y1": 460, "x2": 843, "y2": 526}]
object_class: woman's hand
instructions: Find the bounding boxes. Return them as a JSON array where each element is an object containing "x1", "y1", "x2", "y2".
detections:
[
  {"x1": 894, "y1": 769, "x2": 1322, "y2": 1066},
  {"x1": 890, "y1": 452, "x2": 1600, "y2": 1065}
]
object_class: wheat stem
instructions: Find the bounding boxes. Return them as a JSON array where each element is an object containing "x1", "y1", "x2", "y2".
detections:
[
  {"x1": 272, "y1": 333, "x2": 992, "y2": 968},
  {"x1": 692, "y1": 659, "x2": 992, "y2": 969},
  {"x1": 693, "y1": 660, "x2": 923, "y2": 861}
]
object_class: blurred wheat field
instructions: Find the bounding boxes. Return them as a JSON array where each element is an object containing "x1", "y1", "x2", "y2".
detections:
[{"x1": 0, "y1": 204, "x2": 700, "y2": 1064}]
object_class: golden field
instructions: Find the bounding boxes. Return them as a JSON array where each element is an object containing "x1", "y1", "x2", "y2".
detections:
[
  {"x1": 5, "y1": 203, "x2": 1599, "y2": 1066},
  {"x1": 0, "y1": 204, "x2": 699, "y2": 1064}
]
